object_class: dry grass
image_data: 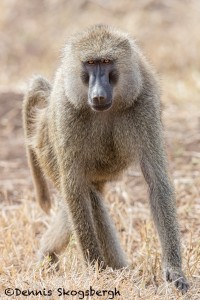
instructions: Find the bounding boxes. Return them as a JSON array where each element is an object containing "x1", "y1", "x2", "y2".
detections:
[{"x1": 0, "y1": 1, "x2": 200, "y2": 299}]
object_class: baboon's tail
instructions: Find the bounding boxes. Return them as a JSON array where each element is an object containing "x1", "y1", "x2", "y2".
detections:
[{"x1": 23, "y1": 76, "x2": 52, "y2": 214}]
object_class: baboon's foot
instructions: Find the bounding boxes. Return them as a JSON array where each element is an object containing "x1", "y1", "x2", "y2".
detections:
[
  {"x1": 39, "y1": 251, "x2": 59, "y2": 271},
  {"x1": 165, "y1": 267, "x2": 189, "y2": 294}
]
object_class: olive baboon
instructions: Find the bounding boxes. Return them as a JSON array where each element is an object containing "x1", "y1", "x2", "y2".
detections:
[{"x1": 23, "y1": 24, "x2": 188, "y2": 292}]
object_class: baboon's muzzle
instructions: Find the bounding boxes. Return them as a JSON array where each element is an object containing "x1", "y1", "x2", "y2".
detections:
[
  {"x1": 88, "y1": 65, "x2": 113, "y2": 111},
  {"x1": 82, "y1": 60, "x2": 118, "y2": 112}
]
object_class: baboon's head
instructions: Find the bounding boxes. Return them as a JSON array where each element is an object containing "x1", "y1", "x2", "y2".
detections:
[
  {"x1": 81, "y1": 57, "x2": 117, "y2": 112},
  {"x1": 62, "y1": 25, "x2": 143, "y2": 111}
]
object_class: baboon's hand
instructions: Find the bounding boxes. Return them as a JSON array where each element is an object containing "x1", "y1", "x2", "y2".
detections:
[{"x1": 165, "y1": 267, "x2": 189, "y2": 294}]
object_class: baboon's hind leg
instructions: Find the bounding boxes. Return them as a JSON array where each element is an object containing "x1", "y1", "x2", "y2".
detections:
[
  {"x1": 90, "y1": 188, "x2": 128, "y2": 269},
  {"x1": 39, "y1": 206, "x2": 72, "y2": 265}
]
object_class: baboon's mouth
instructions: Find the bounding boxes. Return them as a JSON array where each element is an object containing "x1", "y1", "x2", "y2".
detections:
[{"x1": 91, "y1": 103, "x2": 112, "y2": 112}]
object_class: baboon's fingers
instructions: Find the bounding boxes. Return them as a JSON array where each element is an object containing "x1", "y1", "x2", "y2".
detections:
[{"x1": 165, "y1": 268, "x2": 189, "y2": 294}]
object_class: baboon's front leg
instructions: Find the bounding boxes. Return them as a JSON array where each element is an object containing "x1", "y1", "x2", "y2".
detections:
[
  {"x1": 141, "y1": 157, "x2": 189, "y2": 292},
  {"x1": 141, "y1": 158, "x2": 188, "y2": 291},
  {"x1": 136, "y1": 107, "x2": 189, "y2": 293},
  {"x1": 90, "y1": 189, "x2": 128, "y2": 269},
  {"x1": 60, "y1": 173, "x2": 104, "y2": 267}
]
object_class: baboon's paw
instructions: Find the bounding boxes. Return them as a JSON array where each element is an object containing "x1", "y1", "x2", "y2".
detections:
[
  {"x1": 165, "y1": 267, "x2": 189, "y2": 294},
  {"x1": 39, "y1": 252, "x2": 59, "y2": 271}
]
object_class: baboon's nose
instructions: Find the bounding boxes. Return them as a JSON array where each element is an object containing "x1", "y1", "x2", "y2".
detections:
[{"x1": 92, "y1": 96, "x2": 106, "y2": 106}]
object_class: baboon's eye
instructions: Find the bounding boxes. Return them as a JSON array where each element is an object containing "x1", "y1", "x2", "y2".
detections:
[
  {"x1": 102, "y1": 59, "x2": 111, "y2": 64},
  {"x1": 87, "y1": 60, "x2": 95, "y2": 64}
]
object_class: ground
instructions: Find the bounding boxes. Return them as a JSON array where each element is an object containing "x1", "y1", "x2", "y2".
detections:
[{"x1": 0, "y1": 1, "x2": 200, "y2": 299}]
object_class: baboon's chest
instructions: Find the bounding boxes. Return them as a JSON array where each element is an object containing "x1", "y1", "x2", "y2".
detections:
[{"x1": 86, "y1": 121, "x2": 134, "y2": 179}]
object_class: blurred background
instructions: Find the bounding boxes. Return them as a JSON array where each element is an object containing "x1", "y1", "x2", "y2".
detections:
[
  {"x1": 0, "y1": 1, "x2": 200, "y2": 298},
  {"x1": 0, "y1": 0, "x2": 200, "y2": 90}
]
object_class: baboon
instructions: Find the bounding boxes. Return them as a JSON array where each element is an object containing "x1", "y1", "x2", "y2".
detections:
[{"x1": 23, "y1": 24, "x2": 189, "y2": 292}]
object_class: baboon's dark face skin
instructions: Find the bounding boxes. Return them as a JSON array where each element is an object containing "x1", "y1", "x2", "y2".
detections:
[{"x1": 81, "y1": 59, "x2": 119, "y2": 112}]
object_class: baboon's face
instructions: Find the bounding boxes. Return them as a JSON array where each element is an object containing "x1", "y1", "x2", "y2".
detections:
[{"x1": 81, "y1": 59, "x2": 119, "y2": 112}]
